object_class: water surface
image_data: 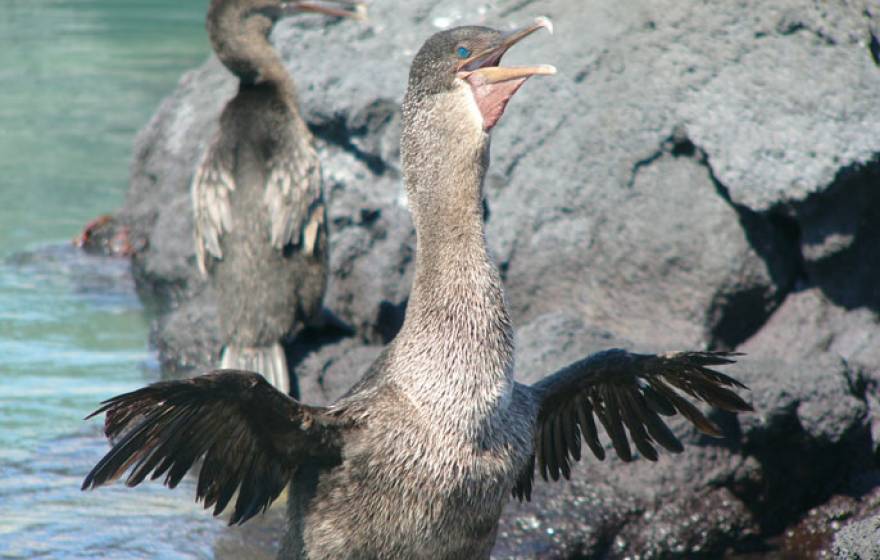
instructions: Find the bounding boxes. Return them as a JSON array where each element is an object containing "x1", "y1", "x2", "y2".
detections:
[{"x1": 0, "y1": 2, "x2": 239, "y2": 558}]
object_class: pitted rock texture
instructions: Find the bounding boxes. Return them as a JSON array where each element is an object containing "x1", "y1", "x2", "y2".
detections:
[
  {"x1": 497, "y1": 314, "x2": 873, "y2": 558},
  {"x1": 109, "y1": 0, "x2": 880, "y2": 557},
  {"x1": 834, "y1": 512, "x2": 880, "y2": 560}
]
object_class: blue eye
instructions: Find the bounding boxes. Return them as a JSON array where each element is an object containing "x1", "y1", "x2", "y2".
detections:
[{"x1": 456, "y1": 46, "x2": 471, "y2": 59}]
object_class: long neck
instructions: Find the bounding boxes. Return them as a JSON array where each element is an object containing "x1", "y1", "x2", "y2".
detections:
[
  {"x1": 208, "y1": 7, "x2": 293, "y2": 89},
  {"x1": 390, "y1": 85, "x2": 515, "y2": 431},
  {"x1": 407, "y1": 150, "x2": 497, "y2": 320}
]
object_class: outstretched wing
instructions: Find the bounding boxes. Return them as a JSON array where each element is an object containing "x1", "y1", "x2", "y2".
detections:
[
  {"x1": 192, "y1": 140, "x2": 235, "y2": 275},
  {"x1": 513, "y1": 350, "x2": 752, "y2": 501},
  {"x1": 263, "y1": 145, "x2": 325, "y2": 256},
  {"x1": 82, "y1": 370, "x2": 346, "y2": 525}
]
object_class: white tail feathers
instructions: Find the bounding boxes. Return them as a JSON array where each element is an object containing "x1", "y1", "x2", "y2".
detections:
[{"x1": 220, "y1": 343, "x2": 290, "y2": 395}]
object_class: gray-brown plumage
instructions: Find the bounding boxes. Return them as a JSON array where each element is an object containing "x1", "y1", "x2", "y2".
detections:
[
  {"x1": 84, "y1": 19, "x2": 753, "y2": 559},
  {"x1": 193, "y1": 0, "x2": 362, "y2": 393}
]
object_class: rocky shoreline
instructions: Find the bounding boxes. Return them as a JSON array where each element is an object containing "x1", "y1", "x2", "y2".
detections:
[{"x1": 91, "y1": 1, "x2": 880, "y2": 557}]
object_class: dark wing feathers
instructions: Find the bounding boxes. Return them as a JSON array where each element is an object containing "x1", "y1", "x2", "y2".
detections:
[
  {"x1": 563, "y1": 402, "x2": 581, "y2": 462},
  {"x1": 575, "y1": 394, "x2": 605, "y2": 460},
  {"x1": 82, "y1": 370, "x2": 344, "y2": 525},
  {"x1": 513, "y1": 350, "x2": 752, "y2": 501},
  {"x1": 597, "y1": 384, "x2": 632, "y2": 462}
]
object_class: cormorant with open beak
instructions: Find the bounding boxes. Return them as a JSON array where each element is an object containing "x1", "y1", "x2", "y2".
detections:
[{"x1": 85, "y1": 19, "x2": 752, "y2": 559}]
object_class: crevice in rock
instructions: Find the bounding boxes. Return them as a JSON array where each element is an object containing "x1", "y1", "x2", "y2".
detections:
[
  {"x1": 736, "y1": 415, "x2": 873, "y2": 538},
  {"x1": 629, "y1": 128, "x2": 801, "y2": 350},
  {"x1": 670, "y1": 135, "x2": 696, "y2": 157},
  {"x1": 707, "y1": 286, "x2": 781, "y2": 351},
  {"x1": 626, "y1": 127, "x2": 694, "y2": 189},
  {"x1": 377, "y1": 299, "x2": 407, "y2": 344},
  {"x1": 709, "y1": 197, "x2": 808, "y2": 350},
  {"x1": 496, "y1": 236, "x2": 517, "y2": 284},
  {"x1": 579, "y1": 529, "x2": 617, "y2": 560},
  {"x1": 283, "y1": 324, "x2": 353, "y2": 400},
  {"x1": 775, "y1": 17, "x2": 836, "y2": 46},
  {"x1": 693, "y1": 146, "x2": 801, "y2": 350},
  {"x1": 626, "y1": 149, "x2": 664, "y2": 189},
  {"x1": 764, "y1": 209, "x2": 806, "y2": 284},
  {"x1": 573, "y1": 50, "x2": 606, "y2": 84},
  {"x1": 869, "y1": 29, "x2": 880, "y2": 66},
  {"x1": 791, "y1": 152, "x2": 880, "y2": 312},
  {"x1": 309, "y1": 116, "x2": 389, "y2": 176}
]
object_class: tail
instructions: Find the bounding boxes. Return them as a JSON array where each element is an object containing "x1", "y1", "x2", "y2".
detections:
[{"x1": 220, "y1": 343, "x2": 290, "y2": 395}]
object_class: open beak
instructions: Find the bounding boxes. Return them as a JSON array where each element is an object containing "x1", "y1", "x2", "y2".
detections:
[
  {"x1": 456, "y1": 17, "x2": 556, "y2": 130},
  {"x1": 280, "y1": 0, "x2": 367, "y2": 20},
  {"x1": 456, "y1": 17, "x2": 556, "y2": 84}
]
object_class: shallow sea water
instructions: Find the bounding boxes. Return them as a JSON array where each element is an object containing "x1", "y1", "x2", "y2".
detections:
[{"x1": 0, "y1": 2, "x2": 252, "y2": 558}]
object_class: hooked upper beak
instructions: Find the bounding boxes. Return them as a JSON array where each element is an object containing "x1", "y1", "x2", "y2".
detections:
[
  {"x1": 456, "y1": 17, "x2": 556, "y2": 85},
  {"x1": 280, "y1": 0, "x2": 368, "y2": 20}
]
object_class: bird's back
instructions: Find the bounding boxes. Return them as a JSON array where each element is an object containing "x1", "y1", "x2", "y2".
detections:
[{"x1": 199, "y1": 82, "x2": 327, "y2": 347}]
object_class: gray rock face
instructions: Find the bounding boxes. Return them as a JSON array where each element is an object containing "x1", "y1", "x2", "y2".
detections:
[
  {"x1": 121, "y1": 0, "x2": 880, "y2": 361},
  {"x1": 742, "y1": 288, "x2": 880, "y2": 370},
  {"x1": 110, "y1": 0, "x2": 880, "y2": 556},
  {"x1": 498, "y1": 313, "x2": 873, "y2": 558},
  {"x1": 834, "y1": 514, "x2": 880, "y2": 560},
  {"x1": 123, "y1": 57, "x2": 235, "y2": 305},
  {"x1": 294, "y1": 337, "x2": 381, "y2": 405}
]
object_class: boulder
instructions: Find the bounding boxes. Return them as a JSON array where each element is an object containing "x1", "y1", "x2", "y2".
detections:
[
  {"x1": 494, "y1": 313, "x2": 873, "y2": 558},
  {"x1": 120, "y1": 0, "x2": 880, "y2": 370},
  {"x1": 741, "y1": 288, "x2": 880, "y2": 372},
  {"x1": 834, "y1": 512, "x2": 880, "y2": 560},
  {"x1": 780, "y1": 484, "x2": 880, "y2": 558}
]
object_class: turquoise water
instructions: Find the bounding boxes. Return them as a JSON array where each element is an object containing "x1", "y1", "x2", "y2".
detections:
[{"x1": 0, "y1": 1, "x2": 232, "y2": 557}]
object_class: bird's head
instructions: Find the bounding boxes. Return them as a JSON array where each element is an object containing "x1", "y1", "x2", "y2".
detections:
[
  {"x1": 207, "y1": 0, "x2": 365, "y2": 81},
  {"x1": 401, "y1": 19, "x2": 555, "y2": 207},
  {"x1": 404, "y1": 18, "x2": 556, "y2": 134}
]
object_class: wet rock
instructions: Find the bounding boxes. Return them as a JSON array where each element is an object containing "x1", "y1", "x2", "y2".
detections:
[
  {"x1": 495, "y1": 480, "x2": 639, "y2": 559},
  {"x1": 617, "y1": 488, "x2": 756, "y2": 558},
  {"x1": 74, "y1": 215, "x2": 135, "y2": 257},
  {"x1": 782, "y1": 485, "x2": 880, "y2": 559}
]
